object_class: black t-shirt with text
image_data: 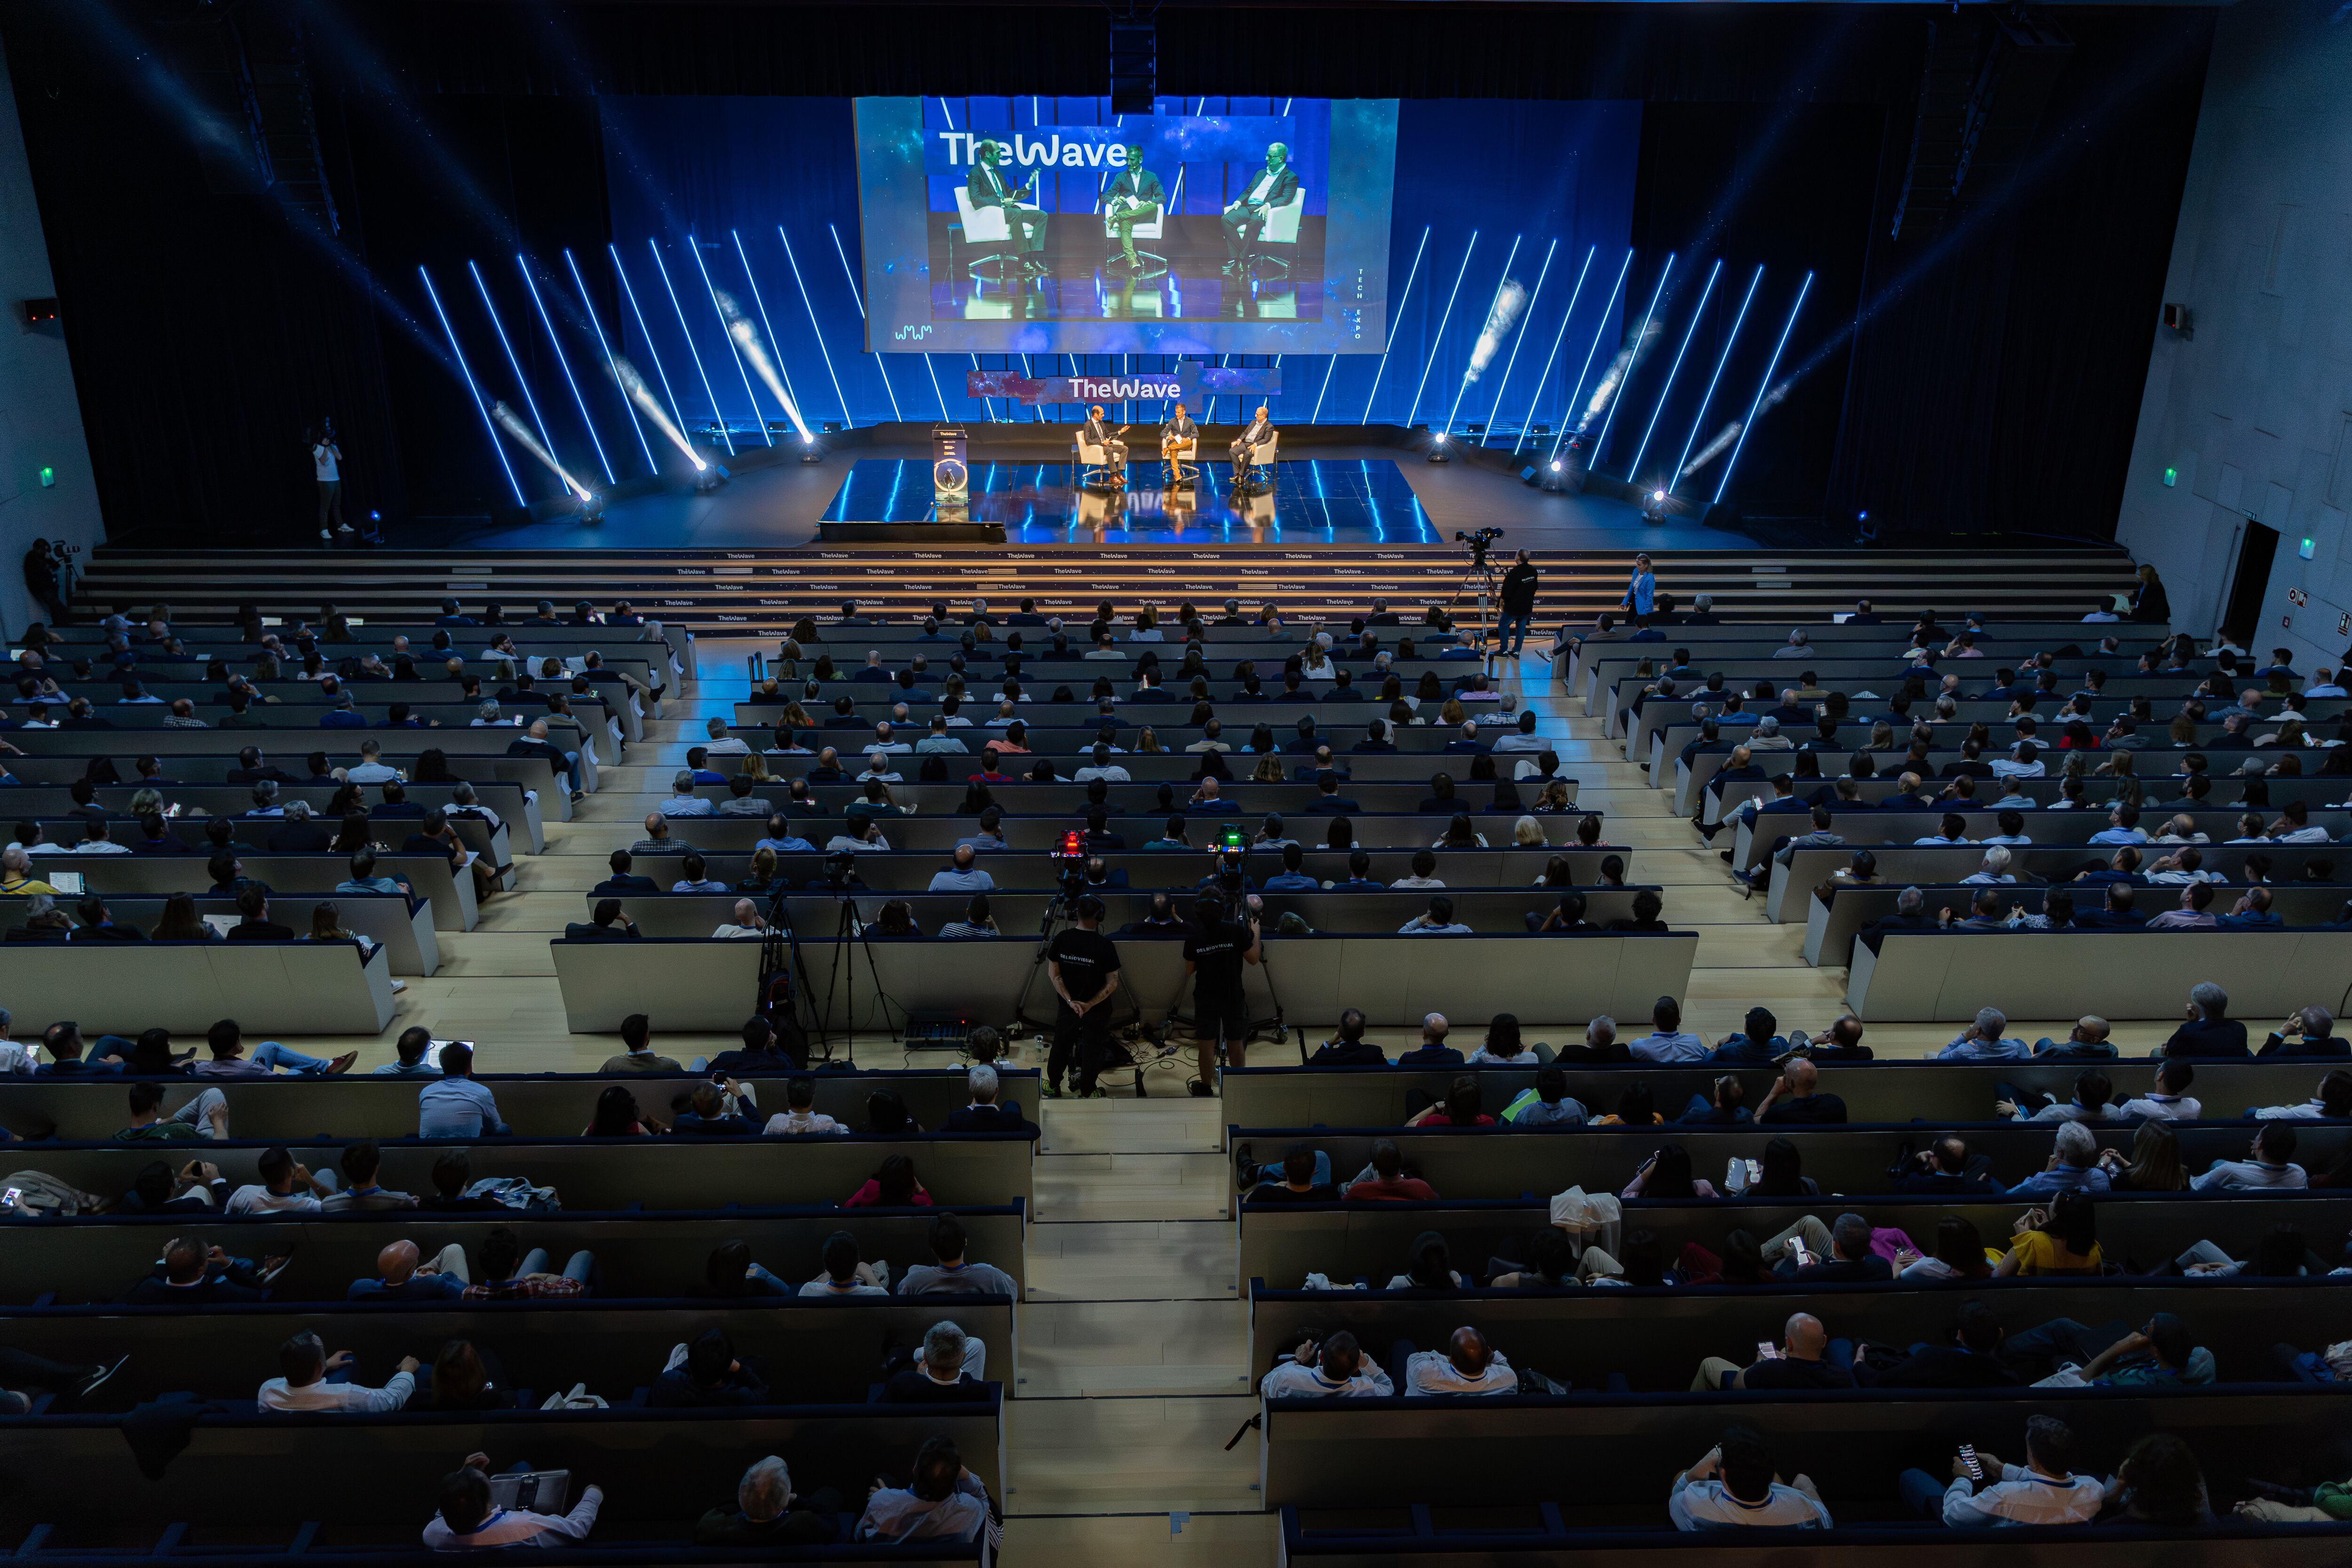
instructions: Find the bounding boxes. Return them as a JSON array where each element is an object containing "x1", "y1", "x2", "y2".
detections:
[
  {"x1": 1184, "y1": 920, "x2": 1252, "y2": 1000},
  {"x1": 1048, "y1": 927, "x2": 1121, "y2": 1007}
]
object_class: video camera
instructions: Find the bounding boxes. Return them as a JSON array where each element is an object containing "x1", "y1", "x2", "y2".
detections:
[
  {"x1": 822, "y1": 848, "x2": 858, "y2": 892},
  {"x1": 1211, "y1": 824, "x2": 1249, "y2": 895},
  {"x1": 1455, "y1": 527, "x2": 1504, "y2": 567},
  {"x1": 1051, "y1": 828, "x2": 1089, "y2": 898}
]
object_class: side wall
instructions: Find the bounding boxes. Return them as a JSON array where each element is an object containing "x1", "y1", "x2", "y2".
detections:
[{"x1": 2117, "y1": 0, "x2": 2352, "y2": 664}]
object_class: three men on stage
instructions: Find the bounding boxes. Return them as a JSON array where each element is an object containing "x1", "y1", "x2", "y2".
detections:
[
  {"x1": 967, "y1": 140, "x2": 1049, "y2": 273},
  {"x1": 1221, "y1": 143, "x2": 1299, "y2": 273}
]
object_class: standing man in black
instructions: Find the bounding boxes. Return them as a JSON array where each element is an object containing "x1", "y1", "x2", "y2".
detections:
[
  {"x1": 1222, "y1": 143, "x2": 1299, "y2": 274},
  {"x1": 1184, "y1": 889, "x2": 1263, "y2": 1096},
  {"x1": 21, "y1": 540, "x2": 66, "y2": 626},
  {"x1": 1497, "y1": 550, "x2": 1540, "y2": 658},
  {"x1": 967, "y1": 140, "x2": 1049, "y2": 275},
  {"x1": 1045, "y1": 895, "x2": 1121, "y2": 1099}
]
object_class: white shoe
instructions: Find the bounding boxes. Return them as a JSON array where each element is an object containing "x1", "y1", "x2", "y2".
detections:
[
  {"x1": 389, "y1": 979, "x2": 408, "y2": 993},
  {"x1": 319, "y1": 530, "x2": 331, "y2": 541}
]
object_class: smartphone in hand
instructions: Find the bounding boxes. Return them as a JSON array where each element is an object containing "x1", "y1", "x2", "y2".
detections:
[
  {"x1": 1756, "y1": 1340, "x2": 1781, "y2": 1361},
  {"x1": 1958, "y1": 1444, "x2": 1984, "y2": 1481}
]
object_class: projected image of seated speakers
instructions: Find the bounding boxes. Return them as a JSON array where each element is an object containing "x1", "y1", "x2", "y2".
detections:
[{"x1": 858, "y1": 98, "x2": 1398, "y2": 357}]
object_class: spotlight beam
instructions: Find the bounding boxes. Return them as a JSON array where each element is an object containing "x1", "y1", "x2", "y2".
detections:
[
  {"x1": 1549, "y1": 249, "x2": 1636, "y2": 463},
  {"x1": 1715, "y1": 271, "x2": 1814, "y2": 506},
  {"x1": 1627, "y1": 256, "x2": 1722, "y2": 483},
  {"x1": 1443, "y1": 232, "x2": 1521, "y2": 437},
  {"x1": 649, "y1": 239, "x2": 737, "y2": 455},
  {"x1": 1672, "y1": 263, "x2": 1763, "y2": 490},
  {"x1": 725, "y1": 229, "x2": 802, "y2": 433},
  {"x1": 1482, "y1": 236, "x2": 1556, "y2": 440},
  {"x1": 776, "y1": 224, "x2": 852, "y2": 429},
  {"x1": 492, "y1": 400, "x2": 589, "y2": 501},
  {"x1": 420, "y1": 265, "x2": 524, "y2": 506},
  {"x1": 468, "y1": 260, "x2": 561, "y2": 477},
  {"x1": 518, "y1": 255, "x2": 614, "y2": 486},
  {"x1": 689, "y1": 236, "x2": 774, "y2": 445},
  {"x1": 1405, "y1": 231, "x2": 1479, "y2": 428},
  {"x1": 612, "y1": 356, "x2": 705, "y2": 470},
  {"x1": 567, "y1": 249, "x2": 657, "y2": 476},
  {"x1": 1589, "y1": 252, "x2": 1675, "y2": 466},
  {"x1": 1360, "y1": 226, "x2": 1431, "y2": 423},
  {"x1": 610, "y1": 242, "x2": 695, "y2": 454},
  {"x1": 1512, "y1": 244, "x2": 1596, "y2": 456},
  {"x1": 829, "y1": 221, "x2": 904, "y2": 422}
]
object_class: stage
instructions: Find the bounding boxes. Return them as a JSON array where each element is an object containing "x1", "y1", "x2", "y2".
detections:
[{"x1": 389, "y1": 427, "x2": 1767, "y2": 554}]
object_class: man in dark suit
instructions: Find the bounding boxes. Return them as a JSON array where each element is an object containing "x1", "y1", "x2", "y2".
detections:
[
  {"x1": 269, "y1": 806, "x2": 334, "y2": 853},
  {"x1": 1845, "y1": 599, "x2": 1881, "y2": 625},
  {"x1": 1230, "y1": 405, "x2": 1273, "y2": 487},
  {"x1": 593, "y1": 851, "x2": 659, "y2": 896},
  {"x1": 1303, "y1": 774, "x2": 1361, "y2": 815},
  {"x1": 1104, "y1": 144, "x2": 1164, "y2": 271},
  {"x1": 224, "y1": 888, "x2": 294, "y2": 941},
  {"x1": 564, "y1": 899, "x2": 641, "y2": 941},
  {"x1": 1081, "y1": 406, "x2": 1127, "y2": 486},
  {"x1": 2162, "y1": 981, "x2": 2249, "y2": 1056},
  {"x1": 71, "y1": 897, "x2": 147, "y2": 942},
  {"x1": 943, "y1": 1064, "x2": 1029, "y2": 1131},
  {"x1": 1222, "y1": 142, "x2": 1300, "y2": 272},
  {"x1": 967, "y1": 140, "x2": 1047, "y2": 272}
]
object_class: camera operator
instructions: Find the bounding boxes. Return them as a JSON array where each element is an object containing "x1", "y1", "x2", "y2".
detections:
[
  {"x1": 1184, "y1": 888, "x2": 1263, "y2": 1097},
  {"x1": 1498, "y1": 549, "x2": 1540, "y2": 658},
  {"x1": 21, "y1": 539, "x2": 68, "y2": 626},
  {"x1": 1045, "y1": 894, "x2": 1120, "y2": 1100}
]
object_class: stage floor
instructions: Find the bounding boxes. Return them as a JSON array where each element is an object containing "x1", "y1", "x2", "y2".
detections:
[
  {"x1": 821, "y1": 458, "x2": 1442, "y2": 543},
  {"x1": 399, "y1": 436, "x2": 1759, "y2": 553}
]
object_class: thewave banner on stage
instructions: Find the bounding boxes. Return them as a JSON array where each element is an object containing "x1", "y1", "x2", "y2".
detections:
[
  {"x1": 966, "y1": 365, "x2": 1281, "y2": 406},
  {"x1": 854, "y1": 96, "x2": 1398, "y2": 358}
]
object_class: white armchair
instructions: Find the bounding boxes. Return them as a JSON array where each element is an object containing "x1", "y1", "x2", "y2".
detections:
[
  {"x1": 1074, "y1": 429, "x2": 1116, "y2": 490},
  {"x1": 1101, "y1": 202, "x2": 1168, "y2": 277},
  {"x1": 1250, "y1": 186, "x2": 1306, "y2": 276},
  {"x1": 951, "y1": 183, "x2": 1022, "y2": 281},
  {"x1": 1240, "y1": 430, "x2": 1279, "y2": 487}
]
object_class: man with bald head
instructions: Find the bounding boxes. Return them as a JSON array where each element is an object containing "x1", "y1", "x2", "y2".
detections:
[
  {"x1": 506, "y1": 716, "x2": 583, "y2": 801},
  {"x1": 1222, "y1": 143, "x2": 1297, "y2": 273},
  {"x1": 1396, "y1": 1012, "x2": 1463, "y2": 1067},
  {"x1": 712, "y1": 899, "x2": 770, "y2": 940},
  {"x1": 1691, "y1": 1312, "x2": 1854, "y2": 1392},
  {"x1": 632, "y1": 812, "x2": 684, "y2": 856},
  {"x1": 346, "y1": 1237, "x2": 469, "y2": 1303},
  {"x1": 1405, "y1": 1327, "x2": 1518, "y2": 1395},
  {"x1": 1756, "y1": 1057, "x2": 1848, "y2": 1125}
]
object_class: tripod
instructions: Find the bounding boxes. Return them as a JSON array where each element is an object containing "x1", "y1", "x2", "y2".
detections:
[
  {"x1": 816, "y1": 883, "x2": 899, "y2": 1062},
  {"x1": 755, "y1": 886, "x2": 820, "y2": 1067},
  {"x1": 1448, "y1": 549, "x2": 1503, "y2": 679}
]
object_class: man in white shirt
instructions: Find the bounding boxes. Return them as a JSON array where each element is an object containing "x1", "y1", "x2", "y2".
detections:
[
  {"x1": 424, "y1": 1457, "x2": 602, "y2": 1551},
  {"x1": 258, "y1": 1332, "x2": 418, "y2": 1412},
  {"x1": 1961, "y1": 846, "x2": 2017, "y2": 884},
  {"x1": 225, "y1": 1146, "x2": 337, "y2": 1214},
  {"x1": 763, "y1": 1077, "x2": 846, "y2": 1135},
  {"x1": 701, "y1": 716, "x2": 749, "y2": 757},
  {"x1": 800, "y1": 1230, "x2": 889, "y2": 1296},
  {"x1": 2191, "y1": 1122, "x2": 2309, "y2": 1190},
  {"x1": 0, "y1": 1009, "x2": 32, "y2": 1075},
  {"x1": 1397, "y1": 895, "x2": 1473, "y2": 935},
  {"x1": 1627, "y1": 995, "x2": 1708, "y2": 1063},
  {"x1": 2087, "y1": 804, "x2": 2148, "y2": 845},
  {"x1": 897, "y1": 1213, "x2": 1019, "y2": 1298},
  {"x1": 2306, "y1": 667, "x2": 2348, "y2": 698},
  {"x1": 1072, "y1": 743, "x2": 1129, "y2": 782},
  {"x1": 346, "y1": 740, "x2": 401, "y2": 785},
  {"x1": 1899, "y1": 1415, "x2": 2103, "y2": 1526},
  {"x1": 867, "y1": 722, "x2": 912, "y2": 756},
  {"x1": 1669, "y1": 1428, "x2": 1832, "y2": 1529},
  {"x1": 928, "y1": 845, "x2": 995, "y2": 894},
  {"x1": 1404, "y1": 1329, "x2": 1517, "y2": 1395},
  {"x1": 2112, "y1": 1059, "x2": 2199, "y2": 1122},
  {"x1": 1989, "y1": 742, "x2": 2045, "y2": 781},
  {"x1": 915, "y1": 718, "x2": 969, "y2": 756},
  {"x1": 1490, "y1": 712, "x2": 1548, "y2": 753},
  {"x1": 711, "y1": 899, "x2": 769, "y2": 940},
  {"x1": 1259, "y1": 1331, "x2": 1393, "y2": 1398},
  {"x1": 658, "y1": 772, "x2": 714, "y2": 817}
]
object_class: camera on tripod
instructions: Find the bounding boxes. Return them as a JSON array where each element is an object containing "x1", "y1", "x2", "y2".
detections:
[
  {"x1": 1051, "y1": 828, "x2": 1089, "y2": 898},
  {"x1": 821, "y1": 848, "x2": 857, "y2": 892},
  {"x1": 1211, "y1": 824, "x2": 1249, "y2": 895},
  {"x1": 1454, "y1": 527, "x2": 1504, "y2": 568}
]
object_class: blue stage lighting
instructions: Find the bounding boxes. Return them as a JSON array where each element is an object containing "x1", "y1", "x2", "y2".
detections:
[
  {"x1": 1404, "y1": 231, "x2": 1479, "y2": 428},
  {"x1": 1310, "y1": 356, "x2": 1340, "y2": 425},
  {"x1": 566, "y1": 249, "x2": 658, "y2": 477},
  {"x1": 1483, "y1": 237, "x2": 1556, "y2": 439},
  {"x1": 723, "y1": 228, "x2": 803, "y2": 430},
  {"x1": 1589, "y1": 253, "x2": 1676, "y2": 466},
  {"x1": 1628, "y1": 257, "x2": 1721, "y2": 483},
  {"x1": 419, "y1": 265, "x2": 525, "y2": 506},
  {"x1": 1549, "y1": 249, "x2": 1635, "y2": 465},
  {"x1": 1360, "y1": 226, "x2": 1432, "y2": 424},
  {"x1": 1715, "y1": 271, "x2": 1814, "y2": 506},
  {"x1": 828, "y1": 222, "x2": 904, "y2": 423},
  {"x1": 649, "y1": 239, "x2": 739, "y2": 455},
  {"x1": 774, "y1": 225, "x2": 851, "y2": 429},
  {"x1": 688, "y1": 235, "x2": 773, "y2": 446},
  {"x1": 517, "y1": 255, "x2": 614, "y2": 486},
  {"x1": 1443, "y1": 233, "x2": 1521, "y2": 438},
  {"x1": 1512, "y1": 244, "x2": 1594, "y2": 457},
  {"x1": 468, "y1": 260, "x2": 562, "y2": 476},
  {"x1": 1671, "y1": 263, "x2": 1763, "y2": 491},
  {"x1": 609, "y1": 243, "x2": 697, "y2": 457}
]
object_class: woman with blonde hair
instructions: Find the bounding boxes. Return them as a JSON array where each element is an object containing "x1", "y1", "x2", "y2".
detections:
[
  {"x1": 1510, "y1": 816, "x2": 1546, "y2": 849},
  {"x1": 1251, "y1": 753, "x2": 1284, "y2": 784},
  {"x1": 1534, "y1": 779, "x2": 1574, "y2": 814}
]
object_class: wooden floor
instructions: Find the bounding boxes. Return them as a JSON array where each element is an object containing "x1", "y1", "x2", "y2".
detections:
[{"x1": 317, "y1": 638, "x2": 2189, "y2": 1567}]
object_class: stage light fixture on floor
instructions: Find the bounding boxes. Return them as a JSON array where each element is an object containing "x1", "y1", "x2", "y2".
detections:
[
  {"x1": 1427, "y1": 431, "x2": 1451, "y2": 465},
  {"x1": 692, "y1": 462, "x2": 732, "y2": 494},
  {"x1": 800, "y1": 432, "x2": 826, "y2": 465},
  {"x1": 1641, "y1": 488, "x2": 1669, "y2": 523},
  {"x1": 576, "y1": 492, "x2": 605, "y2": 524}
]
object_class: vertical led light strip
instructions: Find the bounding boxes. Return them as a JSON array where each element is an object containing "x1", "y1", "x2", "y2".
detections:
[
  {"x1": 468, "y1": 260, "x2": 560, "y2": 466},
  {"x1": 1480, "y1": 236, "x2": 1556, "y2": 440},
  {"x1": 1548, "y1": 249, "x2": 1635, "y2": 464},
  {"x1": 516, "y1": 255, "x2": 614, "y2": 486},
  {"x1": 1359, "y1": 226, "x2": 1431, "y2": 423},
  {"x1": 827, "y1": 221, "x2": 904, "y2": 423},
  {"x1": 1670, "y1": 263, "x2": 1763, "y2": 493},
  {"x1": 1715, "y1": 271, "x2": 1814, "y2": 506},
  {"x1": 724, "y1": 228, "x2": 803, "y2": 433},
  {"x1": 1587, "y1": 252, "x2": 1675, "y2": 467},
  {"x1": 1627, "y1": 257, "x2": 1722, "y2": 483},
  {"x1": 566, "y1": 249, "x2": 657, "y2": 475},
  {"x1": 1403, "y1": 232, "x2": 1479, "y2": 428},
  {"x1": 688, "y1": 235, "x2": 774, "y2": 445},
  {"x1": 646, "y1": 239, "x2": 736, "y2": 455},
  {"x1": 771, "y1": 226, "x2": 848, "y2": 427},
  {"x1": 420, "y1": 265, "x2": 524, "y2": 504},
  {"x1": 609, "y1": 242, "x2": 695, "y2": 450},
  {"x1": 1510, "y1": 244, "x2": 1596, "y2": 456},
  {"x1": 1442, "y1": 233, "x2": 1522, "y2": 437}
]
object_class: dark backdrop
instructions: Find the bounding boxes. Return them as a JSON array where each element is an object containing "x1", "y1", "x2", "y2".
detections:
[{"x1": 0, "y1": 0, "x2": 2212, "y2": 541}]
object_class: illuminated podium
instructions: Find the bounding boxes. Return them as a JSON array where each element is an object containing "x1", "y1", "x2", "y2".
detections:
[
  {"x1": 814, "y1": 425, "x2": 1002, "y2": 543},
  {"x1": 932, "y1": 427, "x2": 969, "y2": 505}
]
